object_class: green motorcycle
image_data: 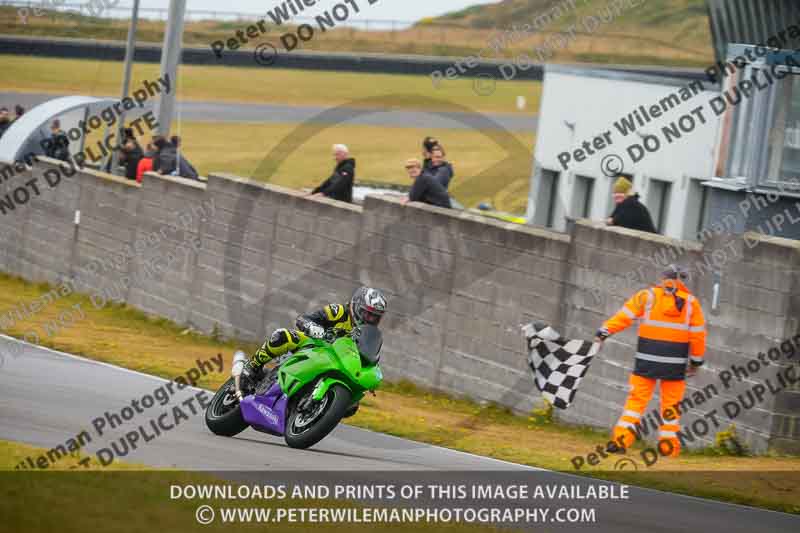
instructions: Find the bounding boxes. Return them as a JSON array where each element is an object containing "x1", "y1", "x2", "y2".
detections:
[{"x1": 204, "y1": 324, "x2": 383, "y2": 449}]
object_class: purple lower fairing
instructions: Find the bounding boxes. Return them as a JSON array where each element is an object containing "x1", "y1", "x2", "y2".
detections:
[{"x1": 240, "y1": 382, "x2": 288, "y2": 436}]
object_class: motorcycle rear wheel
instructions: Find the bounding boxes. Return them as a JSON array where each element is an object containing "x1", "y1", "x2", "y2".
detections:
[{"x1": 205, "y1": 377, "x2": 248, "y2": 437}]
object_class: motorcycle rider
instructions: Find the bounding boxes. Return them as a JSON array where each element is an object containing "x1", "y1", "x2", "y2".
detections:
[{"x1": 241, "y1": 286, "x2": 388, "y2": 389}]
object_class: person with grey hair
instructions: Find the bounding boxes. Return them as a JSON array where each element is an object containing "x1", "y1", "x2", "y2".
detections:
[{"x1": 311, "y1": 144, "x2": 355, "y2": 203}]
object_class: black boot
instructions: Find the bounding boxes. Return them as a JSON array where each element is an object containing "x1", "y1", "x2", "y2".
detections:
[
  {"x1": 240, "y1": 359, "x2": 264, "y2": 394},
  {"x1": 606, "y1": 441, "x2": 626, "y2": 454}
]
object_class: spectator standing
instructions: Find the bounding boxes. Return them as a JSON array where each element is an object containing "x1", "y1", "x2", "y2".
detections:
[
  {"x1": 168, "y1": 135, "x2": 199, "y2": 178},
  {"x1": 45, "y1": 119, "x2": 70, "y2": 161},
  {"x1": 311, "y1": 144, "x2": 355, "y2": 203},
  {"x1": 151, "y1": 136, "x2": 168, "y2": 172},
  {"x1": 119, "y1": 128, "x2": 143, "y2": 180},
  {"x1": 152, "y1": 136, "x2": 199, "y2": 180},
  {"x1": 606, "y1": 177, "x2": 657, "y2": 233},
  {"x1": 402, "y1": 158, "x2": 451, "y2": 209},
  {"x1": 426, "y1": 145, "x2": 455, "y2": 189},
  {"x1": 422, "y1": 136, "x2": 438, "y2": 172},
  {"x1": 0, "y1": 108, "x2": 10, "y2": 139}
]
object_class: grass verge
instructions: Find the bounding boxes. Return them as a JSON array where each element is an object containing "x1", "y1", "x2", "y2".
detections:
[
  {"x1": 2, "y1": 56, "x2": 538, "y2": 213},
  {"x1": 0, "y1": 441, "x2": 512, "y2": 532},
  {"x1": 0, "y1": 272, "x2": 798, "y2": 514},
  {"x1": 0, "y1": 54, "x2": 542, "y2": 116}
]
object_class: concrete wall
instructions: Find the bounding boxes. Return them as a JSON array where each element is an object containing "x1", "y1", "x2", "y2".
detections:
[
  {"x1": 357, "y1": 195, "x2": 571, "y2": 412},
  {"x1": 1, "y1": 158, "x2": 798, "y2": 453}
]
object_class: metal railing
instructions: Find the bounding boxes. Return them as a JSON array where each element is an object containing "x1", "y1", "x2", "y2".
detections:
[{"x1": 0, "y1": 0, "x2": 416, "y2": 30}]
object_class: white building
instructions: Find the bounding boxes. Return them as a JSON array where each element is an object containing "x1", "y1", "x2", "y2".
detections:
[{"x1": 527, "y1": 65, "x2": 721, "y2": 240}]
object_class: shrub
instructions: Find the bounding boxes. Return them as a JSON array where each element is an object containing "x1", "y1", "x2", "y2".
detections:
[{"x1": 715, "y1": 425, "x2": 748, "y2": 456}]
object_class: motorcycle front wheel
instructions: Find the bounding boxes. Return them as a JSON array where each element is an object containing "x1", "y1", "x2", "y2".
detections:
[{"x1": 284, "y1": 384, "x2": 352, "y2": 449}]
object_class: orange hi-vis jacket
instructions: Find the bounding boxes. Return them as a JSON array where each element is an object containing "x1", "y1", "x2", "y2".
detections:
[{"x1": 602, "y1": 281, "x2": 706, "y2": 380}]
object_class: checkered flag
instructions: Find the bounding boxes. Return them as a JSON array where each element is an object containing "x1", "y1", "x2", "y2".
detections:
[{"x1": 522, "y1": 322, "x2": 600, "y2": 409}]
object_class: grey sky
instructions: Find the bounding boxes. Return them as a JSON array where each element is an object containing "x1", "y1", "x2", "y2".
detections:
[{"x1": 135, "y1": 0, "x2": 499, "y2": 24}]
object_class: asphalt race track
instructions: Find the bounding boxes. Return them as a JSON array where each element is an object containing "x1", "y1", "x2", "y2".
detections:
[
  {"x1": 0, "y1": 336, "x2": 798, "y2": 532},
  {"x1": 0, "y1": 336, "x2": 524, "y2": 472}
]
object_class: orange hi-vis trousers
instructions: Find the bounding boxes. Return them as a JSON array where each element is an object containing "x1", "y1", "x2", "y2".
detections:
[{"x1": 612, "y1": 374, "x2": 685, "y2": 457}]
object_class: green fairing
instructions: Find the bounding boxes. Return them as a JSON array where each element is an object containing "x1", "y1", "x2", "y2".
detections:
[{"x1": 278, "y1": 334, "x2": 383, "y2": 404}]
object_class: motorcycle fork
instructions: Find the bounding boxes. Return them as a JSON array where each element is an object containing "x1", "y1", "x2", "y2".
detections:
[{"x1": 297, "y1": 378, "x2": 326, "y2": 414}]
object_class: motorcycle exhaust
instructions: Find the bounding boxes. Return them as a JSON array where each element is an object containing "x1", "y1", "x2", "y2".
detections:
[{"x1": 231, "y1": 350, "x2": 248, "y2": 400}]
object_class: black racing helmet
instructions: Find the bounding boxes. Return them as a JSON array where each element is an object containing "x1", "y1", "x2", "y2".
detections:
[{"x1": 351, "y1": 287, "x2": 387, "y2": 326}]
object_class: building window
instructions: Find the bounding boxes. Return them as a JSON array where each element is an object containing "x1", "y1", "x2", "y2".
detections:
[
  {"x1": 771, "y1": 74, "x2": 800, "y2": 188},
  {"x1": 534, "y1": 169, "x2": 560, "y2": 228},
  {"x1": 572, "y1": 175, "x2": 595, "y2": 219},
  {"x1": 684, "y1": 178, "x2": 710, "y2": 240},
  {"x1": 647, "y1": 179, "x2": 672, "y2": 234},
  {"x1": 715, "y1": 45, "x2": 800, "y2": 194}
]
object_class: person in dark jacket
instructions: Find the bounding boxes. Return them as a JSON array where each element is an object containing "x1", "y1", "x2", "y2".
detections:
[
  {"x1": 607, "y1": 177, "x2": 657, "y2": 233},
  {"x1": 45, "y1": 120, "x2": 70, "y2": 161},
  {"x1": 0, "y1": 108, "x2": 11, "y2": 139},
  {"x1": 152, "y1": 136, "x2": 199, "y2": 180},
  {"x1": 311, "y1": 144, "x2": 355, "y2": 203},
  {"x1": 427, "y1": 145, "x2": 455, "y2": 189},
  {"x1": 151, "y1": 136, "x2": 167, "y2": 172},
  {"x1": 402, "y1": 158, "x2": 451, "y2": 209},
  {"x1": 119, "y1": 128, "x2": 143, "y2": 180}
]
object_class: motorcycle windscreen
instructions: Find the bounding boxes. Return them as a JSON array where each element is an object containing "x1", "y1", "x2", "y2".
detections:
[{"x1": 357, "y1": 325, "x2": 383, "y2": 365}]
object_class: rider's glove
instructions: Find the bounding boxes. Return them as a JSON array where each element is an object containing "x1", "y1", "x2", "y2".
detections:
[
  {"x1": 306, "y1": 323, "x2": 326, "y2": 339},
  {"x1": 595, "y1": 328, "x2": 610, "y2": 341}
]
